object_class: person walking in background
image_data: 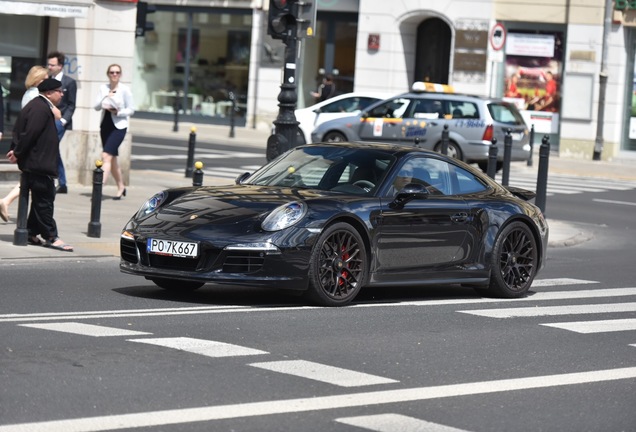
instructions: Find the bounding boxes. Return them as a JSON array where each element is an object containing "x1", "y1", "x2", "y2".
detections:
[
  {"x1": 311, "y1": 74, "x2": 336, "y2": 103},
  {"x1": 6, "y1": 78, "x2": 73, "y2": 252},
  {"x1": 1, "y1": 66, "x2": 61, "y2": 223},
  {"x1": 47, "y1": 51, "x2": 77, "y2": 194},
  {"x1": 93, "y1": 64, "x2": 134, "y2": 200}
]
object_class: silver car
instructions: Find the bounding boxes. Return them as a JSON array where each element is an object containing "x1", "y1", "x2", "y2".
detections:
[{"x1": 311, "y1": 88, "x2": 531, "y2": 171}]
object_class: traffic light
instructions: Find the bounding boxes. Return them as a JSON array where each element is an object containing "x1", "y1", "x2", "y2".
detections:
[
  {"x1": 136, "y1": 1, "x2": 156, "y2": 38},
  {"x1": 295, "y1": 0, "x2": 316, "y2": 38},
  {"x1": 268, "y1": 0, "x2": 296, "y2": 40}
]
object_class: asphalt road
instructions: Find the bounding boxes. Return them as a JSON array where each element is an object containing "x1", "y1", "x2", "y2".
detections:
[{"x1": 0, "y1": 141, "x2": 634, "y2": 431}]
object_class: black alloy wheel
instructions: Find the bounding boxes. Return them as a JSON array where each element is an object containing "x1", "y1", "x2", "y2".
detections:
[
  {"x1": 306, "y1": 222, "x2": 367, "y2": 306},
  {"x1": 487, "y1": 221, "x2": 537, "y2": 298},
  {"x1": 151, "y1": 278, "x2": 205, "y2": 292}
]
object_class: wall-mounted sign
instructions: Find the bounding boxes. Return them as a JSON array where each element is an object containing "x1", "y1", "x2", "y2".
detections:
[
  {"x1": 506, "y1": 33, "x2": 555, "y2": 57},
  {"x1": 368, "y1": 34, "x2": 380, "y2": 51},
  {"x1": 0, "y1": 0, "x2": 89, "y2": 17}
]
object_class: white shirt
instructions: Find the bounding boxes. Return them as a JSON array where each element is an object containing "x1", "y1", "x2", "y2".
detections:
[{"x1": 93, "y1": 83, "x2": 135, "y2": 130}]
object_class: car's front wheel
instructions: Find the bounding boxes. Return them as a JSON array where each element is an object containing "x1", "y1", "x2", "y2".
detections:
[
  {"x1": 151, "y1": 278, "x2": 204, "y2": 292},
  {"x1": 323, "y1": 131, "x2": 347, "y2": 143},
  {"x1": 486, "y1": 221, "x2": 538, "y2": 298},
  {"x1": 306, "y1": 222, "x2": 367, "y2": 306}
]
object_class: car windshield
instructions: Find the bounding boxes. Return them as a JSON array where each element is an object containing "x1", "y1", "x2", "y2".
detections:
[
  {"x1": 487, "y1": 102, "x2": 525, "y2": 125},
  {"x1": 246, "y1": 146, "x2": 395, "y2": 194}
]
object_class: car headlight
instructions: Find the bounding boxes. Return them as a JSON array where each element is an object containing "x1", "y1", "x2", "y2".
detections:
[
  {"x1": 135, "y1": 191, "x2": 166, "y2": 219},
  {"x1": 262, "y1": 201, "x2": 307, "y2": 231}
]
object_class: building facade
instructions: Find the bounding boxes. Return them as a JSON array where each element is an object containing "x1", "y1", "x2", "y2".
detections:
[{"x1": 0, "y1": 0, "x2": 634, "y2": 187}]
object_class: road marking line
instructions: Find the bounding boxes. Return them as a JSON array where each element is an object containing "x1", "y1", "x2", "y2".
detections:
[
  {"x1": 2, "y1": 288, "x2": 636, "y2": 323},
  {"x1": 249, "y1": 360, "x2": 398, "y2": 387},
  {"x1": 1, "y1": 367, "x2": 635, "y2": 432},
  {"x1": 127, "y1": 337, "x2": 268, "y2": 358},
  {"x1": 541, "y1": 318, "x2": 636, "y2": 333},
  {"x1": 458, "y1": 302, "x2": 636, "y2": 318},
  {"x1": 335, "y1": 414, "x2": 469, "y2": 432},
  {"x1": 531, "y1": 278, "x2": 598, "y2": 287},
  {"x1": 592, "y1": 198, "x2": 636, "y2": 207},
  {"x1": 18, "y1": 323, "x2": 151, "y2": 337}
]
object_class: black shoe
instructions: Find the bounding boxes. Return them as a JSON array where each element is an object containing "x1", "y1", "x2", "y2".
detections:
[
  {"x1": 56, "y1": 185, "x2": 68, "y2": 194},
  {"x1": 113, "y1": 188, "x2": 127, "y2": 200}
]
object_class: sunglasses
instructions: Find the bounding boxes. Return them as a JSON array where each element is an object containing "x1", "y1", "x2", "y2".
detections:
[{"x1": 108, "y1": 71, "x2": 121, "y2": 75}]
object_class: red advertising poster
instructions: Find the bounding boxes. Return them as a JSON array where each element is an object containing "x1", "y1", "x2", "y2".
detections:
[{"x1": 503, "y1": 31, "x2": 563, "y2": 133}]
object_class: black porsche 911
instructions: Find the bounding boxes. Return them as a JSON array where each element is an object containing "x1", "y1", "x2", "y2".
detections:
[{"x1": 120, "y1": 142, "x2": 548, "y2": 306}]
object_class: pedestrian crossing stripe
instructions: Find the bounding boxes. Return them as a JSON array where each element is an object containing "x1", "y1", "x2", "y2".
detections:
[
  {"x1": 127, "y1": 337, "x2": 268, "y2": 357},
  {"x1": 249, "y1": 360, "x2": 399, "y2": 387},
  {"x1": 458, "y1": 302, "x2": 636, "y2": 318},
  {"x1": 18, "y1": 322, "x2": 152, "y2": 337},
  {"x1": 335, "y1": 414, "x2": 469, "y2": 432},
  {"x1": 541, "y1": 318, "x2": 636, "y2": 334}
]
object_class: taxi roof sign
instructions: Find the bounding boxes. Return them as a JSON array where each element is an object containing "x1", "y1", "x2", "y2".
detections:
[{"x1": 411, "y1": 81, "x2": 454, "y2": 93}]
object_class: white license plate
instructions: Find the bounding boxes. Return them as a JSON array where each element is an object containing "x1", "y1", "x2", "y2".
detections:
[
  {"x1": 147, "y1": 238, "x2": 199, "y2": 258},
  {"x1": 512, "y1": 132, "x2": 524, "y2": 140}
]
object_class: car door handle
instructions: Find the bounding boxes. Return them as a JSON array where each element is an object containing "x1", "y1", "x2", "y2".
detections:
[{"x1": 451, "y1": 212, "x2": 468, "y2": 223}]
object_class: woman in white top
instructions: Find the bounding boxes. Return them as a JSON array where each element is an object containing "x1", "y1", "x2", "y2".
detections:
[
  {"x1": 94, "y1": 63, "x2": 134, "y2": 200},
  {"x1": 1, "y1": 66, "x2": 61, "y2": 223}
]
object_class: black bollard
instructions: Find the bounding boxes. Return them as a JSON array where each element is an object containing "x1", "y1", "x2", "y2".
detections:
[
  {"x1": 487, "y1": 138, "x2": 498, "y2": 179},
  {"x1": 229, "y1": 91, "x2": 236, "y2": 138},
  {"x1": 87, "y1": 160, "x2": 104, "y2": 238},
  {"x1": 413, "y1": 137, "x2": 420, "y2": 148},
  {"x1": 535, "y1": 135, "x2": 550, "y2": 214},
  {"x1": 502, "y1": 128, "x2": 512, "y2": 186},
  {"x1": 527, "y1": 124, "x2": 535, "y2": 167},
  {"x1": 192, "y1": 161, "x2": 204, "y2": 187},
  {"x1": 441, "y1": 124, "x2": 449, "y2": 155},
  {"x1": 185, "y1": 126, "x2": 197, "y2": 178},
  {"x1": 13, "y1": 173, "x2": 29, "y2": 246}
]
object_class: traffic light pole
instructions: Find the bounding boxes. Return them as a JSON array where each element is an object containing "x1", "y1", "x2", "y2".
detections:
[{"x1": 266, "y1": 34, "x2": 300, "y2": 161}]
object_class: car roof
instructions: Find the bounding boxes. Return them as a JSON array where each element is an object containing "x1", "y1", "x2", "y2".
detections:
[{"x1": 301, "y1": 141, "x2": 441, "y2": 157}]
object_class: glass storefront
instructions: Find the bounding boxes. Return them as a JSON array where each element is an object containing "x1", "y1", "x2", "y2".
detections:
[
  {"x1": 132, "y1": 8, "x2": 251, "y2": 124},
  {"x1": 0, "y1": 13, "x2": 47, "y2": 140}
]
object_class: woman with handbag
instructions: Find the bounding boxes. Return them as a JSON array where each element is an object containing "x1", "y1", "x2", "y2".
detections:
[{"x1": 93, "y1": 63, "x2": 134, "y2": 200}]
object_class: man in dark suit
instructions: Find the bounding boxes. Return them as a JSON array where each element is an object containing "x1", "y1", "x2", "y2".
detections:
[
  {"x1": 47, "y1": 51, "x2": 77, "y2": 194},
  {"x1": 7, "y1": 78, "x2": 73, "y2": 252}
]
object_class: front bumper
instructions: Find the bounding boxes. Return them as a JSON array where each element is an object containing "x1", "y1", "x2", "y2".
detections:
[{"x1": 120, "y1": 235, "x2": 312, "y2": 291}]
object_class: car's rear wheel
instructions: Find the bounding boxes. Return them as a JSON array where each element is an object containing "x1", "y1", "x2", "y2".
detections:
[
  {"x1": 151, "y1": 278, "x2": 204, "y2": 292},
  {"x1": 486, "y1": 221, "x2": 537, "y2": 298},
  {"x1": 435, "y1": 141, "x2": 462, "y2": 160},
  {"x1": 323, "y1": 131, "x2": 347, "y2": 143},
  {"x1": 306, "y1": 222, "x2": 367, "y2": 306}
]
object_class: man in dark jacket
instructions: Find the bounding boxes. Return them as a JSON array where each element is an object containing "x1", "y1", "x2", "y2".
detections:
[
  {"x1": 47, "y1": 51, "x2": 77, "y2": 194},
  {"x1": 7, "y1": 78, "x2": 73, "y2": 252}
]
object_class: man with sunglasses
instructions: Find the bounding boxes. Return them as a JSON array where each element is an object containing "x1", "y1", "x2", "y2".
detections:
[{"x1": 46, "y1": 51, "x2": 77, "y2": 194}]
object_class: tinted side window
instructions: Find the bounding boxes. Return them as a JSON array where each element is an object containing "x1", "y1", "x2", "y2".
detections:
[
  {"x1": 488, "y1": 103, "x2": 525, "y2": 125},
  {"x1": 320, "y1": 97, "x2": 379, "y2": 114},
  {"x1": 448, "y1": 101, "x2": 479, "y2": 119},
  {"x1": 408, "y1": 98, "x2": 445, "y2": 119},
  {"x1": 367, "y1": 98, "x2": 411, "y2": 119},
  {"x1": 455, "y1": 166, "x2": 487, "y2": 194}
]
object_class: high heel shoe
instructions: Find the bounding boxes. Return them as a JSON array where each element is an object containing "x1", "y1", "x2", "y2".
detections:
[{"x1": 113, "y1": 188, "x2": 127, "y2": 200}]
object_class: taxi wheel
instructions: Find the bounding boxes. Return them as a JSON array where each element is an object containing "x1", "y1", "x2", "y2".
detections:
[
  {"x1": 323, "y1": 131, "x2": 347, "y2": 143},
  {"x1": 435, "y1": 141, "x2": 463, "y2": 160}
]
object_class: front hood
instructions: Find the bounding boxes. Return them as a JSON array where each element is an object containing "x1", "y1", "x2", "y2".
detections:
[{"x1": 133, "y1": 185, "x2": 343, "y2": 236}]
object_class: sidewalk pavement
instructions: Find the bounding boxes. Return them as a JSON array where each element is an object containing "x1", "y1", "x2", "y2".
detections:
[{"x1": 1, "y1": 118, "x2": 633, "y2": 261}]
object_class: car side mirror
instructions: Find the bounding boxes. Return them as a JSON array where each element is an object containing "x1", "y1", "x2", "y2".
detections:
[
  {"x1": 361, "y1": 111, "x2": 369, "y2": 119},
  {"x1": 235, "y1": 172, "x2": 251, "y2": 185},
  {"x1": 390, "y1": 183, "x2": 429, "y2": 208}
]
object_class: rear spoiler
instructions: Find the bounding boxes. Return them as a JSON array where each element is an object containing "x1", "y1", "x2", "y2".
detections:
[{"x1": 505, "y1": 186, "x2": 536, "y2": 201}]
